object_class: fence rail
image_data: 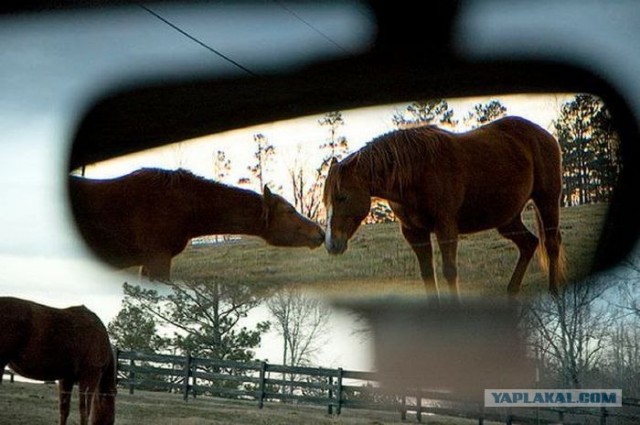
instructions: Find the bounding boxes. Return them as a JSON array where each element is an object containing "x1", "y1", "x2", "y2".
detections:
[{"x1": 113, "y1": 349, "x2": 640, "y2": 424}]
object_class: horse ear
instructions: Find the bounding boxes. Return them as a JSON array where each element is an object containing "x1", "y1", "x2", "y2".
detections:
[
  {"x1": 329, "y1": 157, "x2": 338, "y2": 169},
  {"x1": 263, "y1": 185, "x2": 272, "y2": 199}
]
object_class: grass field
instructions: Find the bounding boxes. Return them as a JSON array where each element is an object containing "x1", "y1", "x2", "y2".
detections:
[
  {"x1": 169, "y1": 203, "x2": 608, "y2": 299},
  {"x1": 0, "y1": 382, "x2": 502, "y2": 425}
]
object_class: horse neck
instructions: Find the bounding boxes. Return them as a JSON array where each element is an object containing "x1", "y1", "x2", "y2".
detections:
[
  {"x1": 186, "y1": 183, "x2": 265, "y2": 239},
  {"x1": 354, "y1": 151, "x2": 406, "y2": 203}
]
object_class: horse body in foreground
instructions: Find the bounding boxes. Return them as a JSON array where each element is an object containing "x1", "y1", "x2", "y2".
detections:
[
  {"x1": 0, "y1": 297, "x2": 116, "y2": 425},
  {"x1": 324, "y1": 116, "x2": 565, "y2": 296},
  {"x1": 69, "y1": 168, "x2": 325, "y2": 280}
]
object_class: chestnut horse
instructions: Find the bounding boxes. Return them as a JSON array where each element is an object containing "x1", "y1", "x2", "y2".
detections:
[
  {"x1": 69, "y1": 168, "x2": 325, "y2": 280},
  {"x1": 324, "y1": 116, "x2": 566, "y2": 297},
  {"x1": 0, "y1": 297, "x2": 116, "y2": 425}
]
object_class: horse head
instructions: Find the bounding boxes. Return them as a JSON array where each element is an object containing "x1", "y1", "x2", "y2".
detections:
[
  {"x1": 323, "y1": 157, "x2": 371, "y2": 255},
  {"x1": 261, "y1": 185, "x2": 325, "y2": 248}
]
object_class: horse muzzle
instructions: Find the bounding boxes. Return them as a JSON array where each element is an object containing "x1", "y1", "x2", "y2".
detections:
[
  {"x1": 308, "y1": 229, "x2": 325, "y2": 249},
  {"x1": 325, "y1": 237, "x2": 348, "y2": 255}
]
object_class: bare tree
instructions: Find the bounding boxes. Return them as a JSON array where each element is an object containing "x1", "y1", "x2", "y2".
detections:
[
  {"x1": 246, "y1": 133, "x2": 276, "y2": 191},
  {"x1": 522, "y1": 282, "x2": 613, "y2": 388},
  {"x1": 266, "y1": 287, "x2": 330, "y2": 394},
  {"x1": 289, "y1": 160, "x2": 322, "y2": 221}
]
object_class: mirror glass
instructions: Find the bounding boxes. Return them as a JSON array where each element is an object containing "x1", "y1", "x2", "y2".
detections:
[{"x1": 69, "y1": 93, "x2": 619, "y2": 299}]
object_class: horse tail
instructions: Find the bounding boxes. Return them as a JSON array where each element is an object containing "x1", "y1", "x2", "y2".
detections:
[
  {"x1": 92, "y1": 348, "x2": 116, "y2": 425},
  {"x1": 533, "y1": 203, "x2": 567, "y2": 284}
]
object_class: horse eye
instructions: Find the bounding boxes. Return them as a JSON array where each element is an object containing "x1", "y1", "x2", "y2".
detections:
[{"x1": 335, "y1": 194, "x2": 348, "y2": 203}]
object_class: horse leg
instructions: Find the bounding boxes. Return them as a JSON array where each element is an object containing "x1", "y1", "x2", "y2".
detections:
[
  {"x1": 434, "y1": 223, "x2": 460, "y2": 298},
  {"x1": 79, "y1": 372, "x2": 101, "y2": 425},
  {"x1": 400, "y1": 225, "x2": 438, "y2": 296},
  {"x1": 534, "y1": 200, "x2": 564, "y2": 295},
  {"x1": 498, "y1": 217, "x2": 539, "y2": 296},
  {"x1": 58, "y1": 378, "x2": 73, "y2": 425}
]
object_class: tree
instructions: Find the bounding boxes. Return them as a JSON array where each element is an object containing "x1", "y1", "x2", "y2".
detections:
[
  {"x1": 392, "y1": 99, "x2": 457, "y2": 128},
  {"x1": 246, "y1": 133, "x2": 276, "y2": 191},
  {"x1": 553, "y1": 94, "x2": 620, "y2": 206},
  {"x1": 212, "y1": 150, "x2": 231, "y2": 182},
  {"x1": 522, "y1": 282, "x2": 613, "y2": 388},
  {"x1": 366, "y1": 198, "x2": 396, "y2": 224},
  {"x1": 287, "y1": 111, "x2": 350, "y2": 224},
  {"x1": 119, "y1": 281, "x2": 269, "y2": 362},
  {"x1": 108, "y1": 300, "x2": 168, "y2": 353},
  {"x1": 463, "y1": 99, "x2": 507, "y2": 128},
  {"x1": 267, "y1": 287, "x2": 329, "y2": 367},
  {"x1": 266, "y1": 287, "x2": 330, "y2": 395},
  {"x1": 317, "y1": 111, "x2": 350, "y2": 180},
  {"x1": 289, "y1": 156, "x2": 323, "y2": 221}
]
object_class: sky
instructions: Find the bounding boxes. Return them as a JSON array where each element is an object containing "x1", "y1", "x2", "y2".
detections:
[{"x1": 81, "y1": 94, "x2": 572, "y2": 196}]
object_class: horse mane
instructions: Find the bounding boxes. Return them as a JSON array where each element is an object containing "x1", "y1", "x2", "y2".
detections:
[
  {"x1": 130, "y1": 167, "x2": 208, "y2": 188},
  {"x1": 127, "y1": 168, "x2": 245, "y2": 195},
  {"x1": 333, "y1": 125, "x2": 450, "y2": 193}
]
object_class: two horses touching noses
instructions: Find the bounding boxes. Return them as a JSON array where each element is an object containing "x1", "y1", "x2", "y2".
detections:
[
  {"x1": 0, "y1": 297, "x2": 116, "y2": 425},
  {"x1": 323, "y1": 116, "x2": 566, "y2": 298}
]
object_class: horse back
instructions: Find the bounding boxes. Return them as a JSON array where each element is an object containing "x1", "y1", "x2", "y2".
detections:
[
  {"x1": 3, "y1": 298, "x2": 112, "y2": 381},
  {"x1": 0, "y1": 297, "x2": 33, "y2": 362},
  {"x1": 69, "y1": 171, "x2": 192, "y2": 268},
  {"x1": 419, "y1": 117, "x2": 561, "y2": 232},
  {"x1": 473, "y1": 116, "x2": 562, "y2": 197}
]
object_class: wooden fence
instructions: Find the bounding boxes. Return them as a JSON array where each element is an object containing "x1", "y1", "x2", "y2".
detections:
[{"x1": 114, "y1": 349, "x2": 640, "y2": 424}]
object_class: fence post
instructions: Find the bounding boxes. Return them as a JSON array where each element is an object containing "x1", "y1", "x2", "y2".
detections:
[
  {"x1": 258, "y1": 361, "x2": 267, "y2": 409},
  {"x1": 416, "y1": 390, "x2": 422, "y2": 423},
  {"x1": 600, "y1": 406, "x2": 608, "y2": 425},
  {"x1": 506, "y1": 408, "x2": 513, "y2": 425},
  {"x1": 336, "y1": 368, "x2": 344, "y2": 415},
  {"x1": 327, "y1": 375, "x2": 334, "y2": 415},
  {"x1": 183, "y1": 352, "x2": 192, "y2": 402},
  {"x1": 400, "y1": 393, "x2": 407, "y2": 421},
  {"x1": 129, "y1": 359, "x2": 136, "y2": 395}
]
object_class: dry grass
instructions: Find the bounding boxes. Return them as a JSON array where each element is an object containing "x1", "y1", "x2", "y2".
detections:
[
  {"x1": 0, "y1": 382, "x2": 502, "y2": 425},
  {"x1": 169, "y1": 204, "x2": 608, "y2": 300}
]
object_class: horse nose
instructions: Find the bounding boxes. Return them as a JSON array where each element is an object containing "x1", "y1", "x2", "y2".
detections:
[
  {"x1": 309, "y1": 228, "x2": 325, "y2": 248},
  {"x1": 326, "y1": 237, "x2": 347, "y2": 255}
]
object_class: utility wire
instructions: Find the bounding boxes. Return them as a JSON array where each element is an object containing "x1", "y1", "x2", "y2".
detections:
[
  {"x1": 138, "y1": 4, "x2": 257, "y2": 76},
  {"x1": 275, "y1": 0, "x2": 351, "y2": 55}
]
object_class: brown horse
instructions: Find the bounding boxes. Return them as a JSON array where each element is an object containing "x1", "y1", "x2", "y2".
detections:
[
  {"x1": 323, "y1": 116, "x2": 566, "y2": 297},
  {"x1": 69, "y1": 168, "x2": 325, "y2": 280},
  {"x1": 0, "y1": 297, "x2": 116, "y2": 425}
]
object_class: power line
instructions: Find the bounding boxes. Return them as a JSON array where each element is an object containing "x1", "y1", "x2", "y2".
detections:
[
  {"x1": 275, "y1": 0, "x2": 351, "y2": 55},
  {"x1": 138, "y1": 4, "x2": 257, "y2": 76}
]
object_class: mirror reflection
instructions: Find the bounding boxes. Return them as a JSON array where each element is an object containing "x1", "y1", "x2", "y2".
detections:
[{"x1": 70, "y1": 93, "x2": 619, "y2": 299}]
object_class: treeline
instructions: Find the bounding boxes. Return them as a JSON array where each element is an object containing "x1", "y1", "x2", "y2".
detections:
[
  {"x1": 522, "y1": 264, "x2": 640, "y2": 398},
  {"x1": 108, "y1": 281, "x2": 330, "y2": 390},
  {"x1": 213, "y1": 94, "x2": 620, "y2": 225}
]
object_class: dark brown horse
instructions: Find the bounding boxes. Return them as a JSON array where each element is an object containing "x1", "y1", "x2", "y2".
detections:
[
  {"x1": 69, "y1": 168, "x2": 325, "y2": 280},
  {"x1": 323, "y1": 116, "x2": 566, "y2": 297},
  {"x1": 0, "y1": 297, "x2": 116, "y2": 425}
]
